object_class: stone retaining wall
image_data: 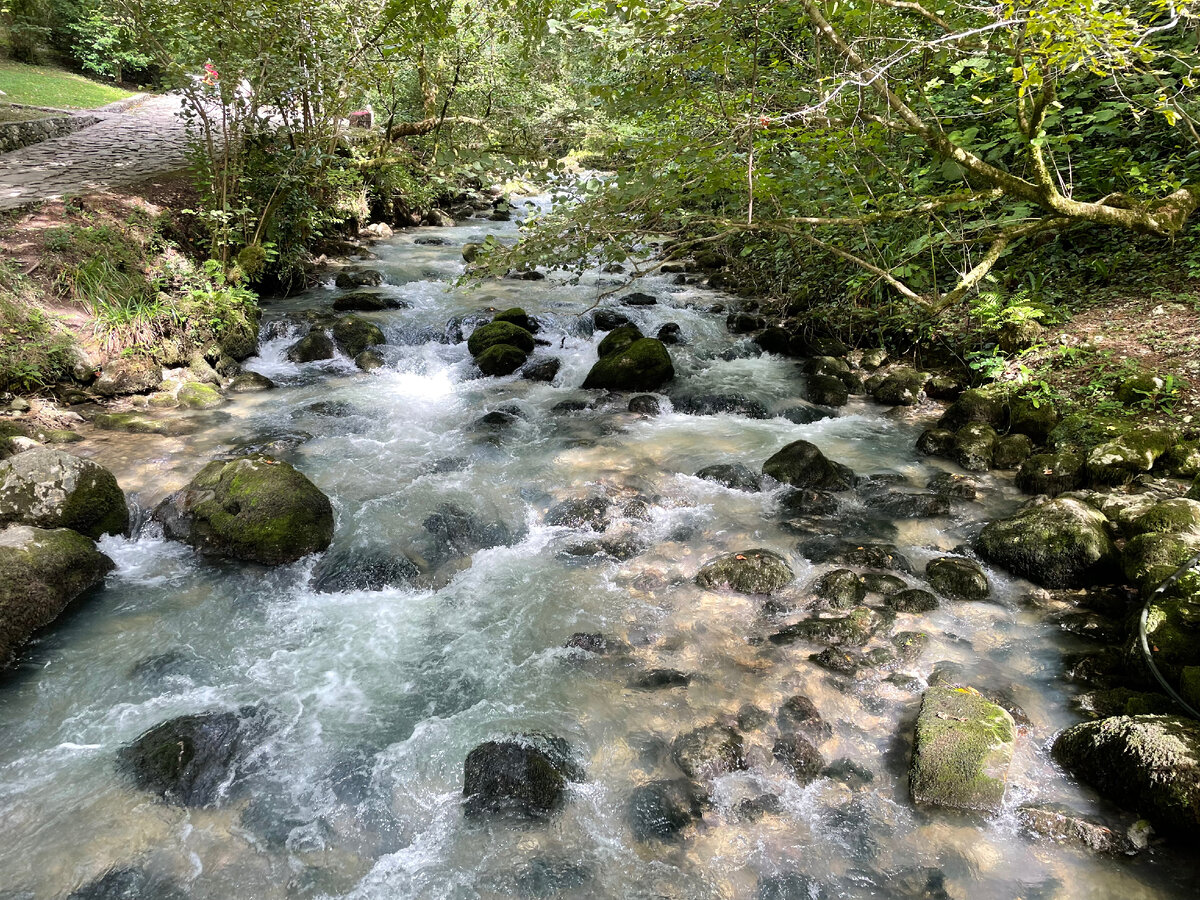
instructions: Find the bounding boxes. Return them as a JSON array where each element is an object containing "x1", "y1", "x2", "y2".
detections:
[{"x1": 0, "y1": 114, "x2": 98, "y2": 154}]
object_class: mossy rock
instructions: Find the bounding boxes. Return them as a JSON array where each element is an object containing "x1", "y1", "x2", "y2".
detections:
[
  {"x1": 770, "y1": 606, "x2": 884, "y2": 647},
  {"x1": 976, "y1": 498, "x2": 1118, "y2": 588},
  {"x1": 951, "y1": 423, "x2": 997, "y2": 472},
  {"x1": 937, "y1": 387, "x2": 1009, "y2": 431},
  {"x1": 1140, "y1": 575, "x2": 1200, "y2": 678},
  {"x1": 1076, "y1": 687, "x2": 1179, "y2": 719},
  {"x1": 1159, "y1": 441, "x2": 1200, "y2": 479},
  {"x1": 154, "y1": 455, "x2": 334, "y2": 565},
  {"x1": 909, "y1": 685, "x2": 1015, "y2": 812},
  {"x1": 696, "y1": 548, "x2": 794, "y2": 595},
  {"x1": 762, "y1": 440, "x2": 855, "y2": 490},
  {"x1": 926, "y1": 556, "x2": 990, "y2": 601},
  {"x1": 92, "y1": 412, "x2": 196, "y2": 437},
  {"x1": 463, "y1": 735, "x2": 581, "y2": 819},
  {"x1": 812, "y1": 568, "x2": 867, "y2": 608},
  {"x1": 0, "y1": 524, "x2": 114, "y2": 666},
  {"x1": 1114, "y1": 373, "x2": 1167, "y2": 407},
  {"x1": 228, "y1": 372, "x2": 276, "y2": 393},
  {"x1": 871, "y1": 367, "x2": 928, "y2": 406},
  {"x1": 1191, "y1": 475, "x2": 1200, "y2": 501},
  {"x1": 1123, "y1": 531, "x2": 1200, "y2": 594},
  {"x1": 1086, "y1": 429, "x2": 1175, "y2": 486},
  {"x1": 36, "y1": 429, "x2": 83, "y2": 445},
  {"x1": 355, "y1": 349, "x2": 386, "y2": 372},
  {"x1": 582, "y1": 338, "x2": 674, "y2": 391},
  {"x1": 286, "y1": 330, "x2": 335, "y2": 363},
  {"x1": 93, "y1": 357, "x2": 161, "y2": 397},
  {"x1": 672, "y1": 724, "x2": 747, "y2": 779},
  {"x1": 147, "y1": 391, "x2": 178, "y2": 409},
  {"x1": 177, "y1": 382, "x2": 223, "y2": 410},
  {"x1": 477, "y1": 344, "x2": 528, "y2": 377},
  {"x1": 992, "y1": 434, "x2": 1033, "y2": 470},
  {"x1": 1052, "y1": 715, "x2": 1200, "y2": 834},
  {"x1": 1182, "y1": 668, "x2": 1200, "y2": 710},
  {"x1": 916, "y1": 428, "x2": 956, "y2": 458},
  {"x1": 468, "y1": 321, "x2": 535, "y2": 357},
  {"x1": 597, "y1": 325, "x2": 644, "y2": 358},
  {"x1": 0, "y1": 448, "x2": 128, "y2": 539},
  {"x1": 1049, "y1": 413, "x2": 1135, "y2": 452},
  {"x1": 997, "y1": 320, "x2": 1043, "y2": 353},
  {"x1": 1130, "y1": 498, "x2": 1200, "y2": 537},
  {"x1": 1008, "y1": 395, "x2": 1059, "y2": 445},
  {"x1": 804, "y1": 374, "x2": 849, "y2": 407},
  {"x1": 331, "y1": 316, "x2": 386, "y2": 358},
  {"x1": 493, "y1": 307, "x2": 538, "y2": 332},
  {"x1": 1016, "y1": 452, "x2": 1084, "y2": 497}
]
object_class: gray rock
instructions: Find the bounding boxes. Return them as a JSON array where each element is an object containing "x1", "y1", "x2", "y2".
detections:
[
  {"x1": 696, "y1": 549, "x2": 794, "y2": 595},
  {"x1": 629, "y1": 778, "x2": 704, "y2": 842},
  {"x1": 672, "y1": 724, "x2": 746, "y2": 779},
  {"x1": 695, "y1": 463, "x2": 761, "y2": 492},
  {"x1": 762, "y1": 440, "x2": 855, "y2": 490},
  {"x1": 0, "y1": 448, "x2": 128, "y2": 538},
  {"x1": 976, "y1": 498, "x2": 1118, "y2": 588},
  {"x1": 926, "y1": 556, "x2": 990, "y2": 601}
]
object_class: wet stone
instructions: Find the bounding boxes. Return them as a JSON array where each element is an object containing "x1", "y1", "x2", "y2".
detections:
[
  {"x1": 695, "y1": 462, "x2": 762, "y2": 492},
  {"x1": 545, "y1": 497, "x2": 611, "y2": 530},
  {"x1": 672, "y1": 724, "x2": 747, "y2": 779},
  {"x1": 799, "y1": 537, "x2": 913, "y2": 573},
  {"x1": 737, "y1": 704, "x2": 771, "y2": 731},
  {"x1": 812, "y1": 568, "x2": 867, "y2": 608},
  {"x1": 777, "y1": 695, "x2": 828, "y2": 739},
  {"x1": 696, "y1": 548, "x2": 794, "y2": 595},
  {"x1": 773, "y1": 734, "x2": 825, "y2": 784},
  {"x1": 628, "y1": 394, "x2": 660, "y2": 415},
  {"x1": 67, "y1": 867, "x2": 188, "y2": 900},
  {"x1": 462, "y1": 735, "x2": 582, "y2": 819},
  {"x1": 809, "y1": 646, "x2": 866, "y2": 676},
  {"x1": 629, "y1": 669, "x2": 690, "y2": 690},
  {"x1": 926, "y1": 556, "x2": 991, "y2": 601},
  {"x1": 928, "y1": 471, "x2": 978, "y2": 500},
  {"x1": 628, "y1": 778, "x2": 705, "y2": 842},
  {"x1": 862, "y1": 572, "x2": 908, "y2": 595}
]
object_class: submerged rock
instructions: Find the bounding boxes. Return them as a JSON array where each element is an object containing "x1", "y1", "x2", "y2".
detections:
[
  {"x1": 886, "y1": 588, "x2": 939, "y2": 613},
  {"x1": 671, "y1": 393, "x2": 769, "y2": 418},
  {"x1": 695, "y1": 463, "x2": 761, "y2": 492},
  {"x1": 696, "y1": 548, "x2": 794, "y2": 594},
  {"x1": 762, "y1": 440, "x2": 855, "y2": 491},
  {"x1": 545, "y1": 497, "x2": 610, "y2": 531},
  {"x1": 909, "y1": 685, "x2": 1016, "y2": 812},
  {"x1": 628, "y1": 395, "x2": 661, "y2": 416},
  {"x1": 582, "y1": 338, "x2": 675, "y2": 392},
  {"x1": 463, "y1": 735, "x2": 583, "y2": 819},
  {"x1": 1053, "y1": 715, "x2": 1200, "y2": 835},
  {"x1": 672, "y1": 724, "x2": 746, "y2": 779},
  {"x1": 228, "y1": 371, "x2": 276, "y2": 392},
  {"x1": 976, "y1": 498, "x2": 1118, "y2": 588},
  {"x1": 0, "y1": 448, "x2": 128, "y2": 538},
  {"x1": 310, "y1": 547, "x2": 418, "y2": 592},
  {"x1": 1016, "y1": 804, "x2": 1135, "y2": 855},
  {"x1": 0, "y1": 525, "x2": 114, "y2": 667},
  {"x1": 117, "y1": 706, "x2": 268, "y2": 807},
  {"x1": 67, "y1": 867, "x2": 188, "y2": 900},
  {"x1": 925, "y1": 557, "x2": 990, "y2": 601},
  {"x1": 812, "y1": 568, "x2": 867, "y2": 608},
  {"x1": 154, "y1": 456, "x2": 334, "y2": 565},
  {"x1": 628, "y1": 778, "x2": 705, "y2": 842},
  {"x1": 773, "y1": 734, "x2": 825, "y2": 784}
]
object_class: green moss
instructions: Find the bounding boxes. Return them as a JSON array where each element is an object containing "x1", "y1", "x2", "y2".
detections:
[
  {"x1": 1131, "y1": 499, "x2": 1200, "y2": 537},
  {"x1": 976, "y1": 498, "x2": 1118, "y2": 588},
  {"x1": 57, "y1": 463, "x2": 128, "y2": 539},
  {"x1": 468, "y1": 321, "x2": 535, "y2": 357},
  {"x1": 581, "y1": 338, "x2": 674, "y2": 391},
  {"x1": 695, "y1": 548, "x2": 793, "y2": 594},
  {"x1": 331, "y1": 316, "x2": 386, "y2": 358},
  {"x1": 93, "y1": 412, "x2": 194, "y2": 436},
  {"x1": 952, "y1": 423, "x2": 998, "y2": 472},
  {"x1": 1086, "y1": 428, "x2": 1176, "y2": 486},
  {"x1": 176, "y1": 383, "x2": 223, "y2": 410},
  {"x1": 910, "y1": 685, "x2": 1016, "y2": 812},
  {"x1": 492, "y1": 307, "x2": 535, "y2": 331},
  {"x1": 1181, "y1": 668, "x2": 1200, "y2": 710},
  {"x1": 597, "y1": 325, "x2": 643, "y2": 358},
  {"x1": 1123, "y1": 531, "x2": 1200, "y2": 593},
  {"x1": 1159, "y1": 441, "x2": 1200, "y2": 479},
  {"x1": 937, "y1": 387, "x2": 1009, "y2": 431},
  {"x1": 1009, "y1": 394, "x2": 1059, "y2": 443},
  {"x1": 476, "y1": 343, "x2": 528, "y2": 377}
]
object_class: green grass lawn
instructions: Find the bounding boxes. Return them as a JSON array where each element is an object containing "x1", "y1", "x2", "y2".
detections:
[{"x1": 0, "y1": 59, "x2": 135, "y2": 109}]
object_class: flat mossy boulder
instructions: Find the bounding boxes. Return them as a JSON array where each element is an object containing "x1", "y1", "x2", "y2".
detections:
[
  {"x1": 1016, "y1": 452, "x2": 1084, "y2": 496},
  {"x1": 597, "y1": 325, "x2": 644, "y2": 358},
  {"x1": 582, "y1": 338, "x2": 674, "y2": 391},
  {"x1": 1159, "y1": 441, "x2": 1200, "y2": 479},
  {"x1": 1086, "y1": 429, "x2": 1175, "y2": 486},
  {"x1": 154, "y1": 455, "x2": 334, "y2": 565},
  {"x1": 871, "y1": 367, "x2": 927, "y2": 406},
  {"x1": 331, "y1": 315, "x2": 386, "y2": 358},
  {"x1": 94, "y1": 357, "x2": 161, "y2": 396},
  {"x1": 1130, "y1": 498, "x2": 1200, "y2": 537},
  {"x1": 804, "y1": 374, "x2": 849, "y2": 407},
  {"x1": 92, "y1": 412, "x2": 197, "y2": 437},
  {"x1": 696, "y1": 548, "x2": 794, "y2": 595},
  {"x1": 176, "y1": 382, "x2": 222, "y2": 410},
  {"x1": 117, "y1": 706, "x2": 269, "y2": 807},
  {"x1": 0, "y1": 448, "x2": 128, "y2": 538},
  {"x1": 463, "y1": 734, "x2": 583, "y2": 819},
  {"x1": 476, "y1": 344, "x2": 528, "y2": 376},
  {"x1": 1137, "y1": 574, "x2": 1200, "y2": 678},
  {"x1": 937, "y1": 387, "x2": 1009, "y2": 431},
  {"x1": 0, "y1": 525, "x2": 114, "y2": 666},
  {"x1": 910, "y1": 685, "x2": 1016, "y2": 812},
  {"x1": 926, "y1": 556, "x2": 990, "y2": 601},
  {"x1": 976, "y1": 498, "x2": 1118, "y2": 588},
  {"x1": 1122, "y1": 531, "x2": 1200, "y2": 593},
  {"x1": 468, "y1": 321, "x2": 536, "y2": 356},
  {"x1": 1052, "y1": 715, "x2": 1200, "y2": 835},
  {"x1": 762, "y1": 440, "x2": 855, "y2": 490},
  {"x1": 228, "y1": 372, "x2": 276, "y2": 392}
]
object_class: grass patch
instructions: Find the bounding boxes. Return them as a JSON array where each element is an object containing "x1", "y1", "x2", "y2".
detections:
[
  {"x1": 0, "y1": 263, "x2": 76, "y2": 392},
  {"x1": 0, "y1": 59, "x2": 134, "y2": 109},
  {"x1": 0, "y1": 104, "x2": 51, "y2": 123}
]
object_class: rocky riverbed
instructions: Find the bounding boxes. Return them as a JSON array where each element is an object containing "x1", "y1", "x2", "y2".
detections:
[{"x1": 0, "y1": 195, "x2": 1199, "y2": 899}]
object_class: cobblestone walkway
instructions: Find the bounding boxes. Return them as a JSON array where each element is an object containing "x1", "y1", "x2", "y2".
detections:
[{"x1": 0, "y1": 94, "x2": 188, "y2": 209}]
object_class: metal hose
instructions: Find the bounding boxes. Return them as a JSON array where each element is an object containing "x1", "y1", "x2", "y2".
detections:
[{"x1": 1137, "y1": 549, "x2": 1200, "y2": 720}]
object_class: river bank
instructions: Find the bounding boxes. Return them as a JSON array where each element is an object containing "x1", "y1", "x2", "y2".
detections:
[{"x1": 0, "y1": 187, "x2": 1199, "y2": 899}]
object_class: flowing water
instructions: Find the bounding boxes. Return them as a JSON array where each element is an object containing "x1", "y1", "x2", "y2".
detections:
[{"x1": 1, "y1": 200, "x2": 1198, "y2": 900}]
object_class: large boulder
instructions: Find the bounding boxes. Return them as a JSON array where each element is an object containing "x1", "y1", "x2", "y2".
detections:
[
  {"x1": 597, "y1": 325, "x2": 643, "y2": 358},
  {"x1": 909, "y1": 685, "x2": 1016, "y2": 812},
  {"x1": 582, "y1": 338, "x2": 674, "y2": 391},
  {"x1": 93, "y1": 357, "x2": 161, "y2": 396},
  {"x1": 926, "y1": 556, "x2": 990, "y2": 601},
  {"x1": 871, "y1": 368, "x2": 927, "y2": 406},
  {"x1": 803, "y1": 375, "x2": 849, "y2": 407},
  {"x1": 762, "y1": 440, "x2": 854, "y2": 491},
  {"x1": 951, "y1": 423, "x2": 997, "y2": 472},
  {"x1": 696, "y1": 549, "x2": 794, "y2": 595},
  {"x1": 331, "y1": 315, "x2": 386, "y2": 358},
  {"x1": 463, "y1": 734, "x2": 583, "y2": 819},
  {"x1": 937, "y1": 388, "x2": 1008, "y2": 431},
  {"x1": 117, "y1": 706, "x2": 269, "y2": 807},
  {"x1": 976, "y1": 498, "x2": 1118, "y2": 588},
  {"x1": 1053, "y1": 715, "x2": 1200, "y2": 835},
  {"x1": 286, "y1": 330, "x2": 335, "y2": 363},
  {"x1": 0, "y1": 448, "x2": 128, "y2": 539},
  {"x1": 468, "y1": 321, "x2": 536, "y2": 356},
  {"x1": 0, "y1": 525, "x2": 114, "y2": 666},
  {"x1": 1086, "y1": 429, "x2": 1175, "y2": 486},
  {"x1": 154, "y1": 456, "x2": 334, "y2": 565},
  {"x1": 477, "y1": 344, "x2": 528, "y2": 376}
]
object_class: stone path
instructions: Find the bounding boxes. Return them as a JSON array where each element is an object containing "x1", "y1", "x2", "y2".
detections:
[{"x1": 0, "y1": 94, "x2": 188, "y2": 209}]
